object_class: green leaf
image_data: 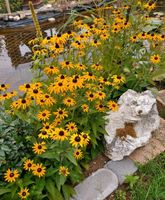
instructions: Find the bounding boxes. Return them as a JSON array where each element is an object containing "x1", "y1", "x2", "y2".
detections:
[
  {"x1": 66, "y1": 151, "x2": 78, "y2": 166},
  {"x1": 0, "y1": 188, "x2": 11, "y2": 196},
  {"x1": 11, "y1": 185, "x2": 18, "y2": 199},
  {"x1": 1, "y1": 144, "x2": 10, "y2": 152},
  {"x1": 62, "y1": 185, "x2": 76, "y2": 200},
  {"x1": 46, "y1": 179, "x2": 63, "y2": 200},
  {"x1": 39, "y1": 151, "x2": 60, "y2": 161},
  {"x1": 0, "y1": 150, "x2": 5, "y2": 157},
  {"x1": 46, "y1": 167, "x2": 58, "y2": 177},
  {"x1": 54, "y1": 174, "x2": 66, "y2": 191}
]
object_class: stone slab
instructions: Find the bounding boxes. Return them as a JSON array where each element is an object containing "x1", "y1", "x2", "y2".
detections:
[
  {"x1": 104, "y1": 157, "x2": 138, "y2": 185},
  {"x1": 157, "y1": 90, "x2": 165, "y2": 115},
  {"x1": 71, "y1": 168, "x2": 118, "y2": 200},
  {"x1": 129, "y1": 118, "x2": 165, "y2": 164}
]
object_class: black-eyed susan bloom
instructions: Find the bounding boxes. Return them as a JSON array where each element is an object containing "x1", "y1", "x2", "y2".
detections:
[
  {"x1": 107, "y1": 100, "x2": 119, "y2": 111},
  {"x1": 81, "y1": 104, "x2": 89, "y2": 112},
  {"x1": 43, "y1": 94, "x2": 56, "y2": 106},
  {"x1": 4, "y1": 169, "x2": 19, "y2": 183},
  {"x1": 18, "y1": 188, "x2": 30, "y2": 199},
  {"x1": 44, "y1": 66, "x2": 60, "y2": 75},
  {"x1": 0, "y1": 83, "x2": 10, "y2": 91},
  {"x1": 144, "y1": 2, "x2": 156, "y2": 10},
  {"x1": 96, "y1": 91, "x2": 106, "y2": 100},
  {"x1": 19, "y1": 83, "x2": 31, "y2": 92},
  {"x1": 41, "y1": 122, "x2": 54, "y2": 132},
  {"x1": 111, "y1": 75, "x2": 125, "y2": 85},
  {"x1": 65, "y1": 122, "x2": 78, "y2": 132},
  {"x1": 75, "y1": 63, "x2": 86, "y2": 71},
  {"x1": 54, "y1": 108, "x2": 68, "y2": 120},
  {"x1": 63, "y1": 97, "x2": 75, "y2": 107},
  {"x1": 60, "y1": 61, "x2": 74, "y2": 70},
  {"x1": 38, "y1": 130, "x2": 49, "y2": 139},
  {"x1": 32, "y1": 163, "x2": 46, "y2": 177},
  {"x1": 48, "y1": 81, "x2": 68, "y2": 94},
  {"x1": 95, "y1": 102, "x2": 106, "y2": 112},
  {"x1": 70, "y1": 133, "x2": 84, "y2": 147},
  {"x1": 86, "y1": 91, "x2": 96, "y2": 101},
  {"x1": 27, "y1": 88, "x2": 42, "y2": 99},
  {"x1": 81, "y1": 132, "x2": 90, "y2": 146},
  {"x1": 73, "y1": 149, "x2": 83, "y2": 160},
  {"x1": 37, "y1": 110, "x2": 51, "y2": 121},
  {"x1": 17, "y1": 98, "x2": 31, "y2": 110},
  {"x1": 91, "y1": 63, "x2": 103, "y2": 71},
  {"x1": 59, "y1": 166, "x2": 70, "y2": 177},
  {"x1": 23, "y1": 159, "x2": 34, "y2": 171},
  {"x1": 53, "y1": 128, "x2": 69, "y2": 141},
  {"x1": 150, "y1": 54, "x2": 160, "y2": 64},
  {"x1": 32, "y1": 142, "x2": 47, "y2": 154}
]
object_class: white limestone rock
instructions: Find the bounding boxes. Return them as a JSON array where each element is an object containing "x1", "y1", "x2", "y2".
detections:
[{"x1": 104, "y1": 89, "x2": 160, "y2": 161}]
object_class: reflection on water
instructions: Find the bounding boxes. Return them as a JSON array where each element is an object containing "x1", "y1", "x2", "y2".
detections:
[{"x1": 0, "y1": 21, "x2": 61, "y2": 89}]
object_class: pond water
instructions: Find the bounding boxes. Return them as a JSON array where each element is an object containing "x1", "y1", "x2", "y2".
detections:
[
  {"x1": 0, "y1": 2, "x2": 165, "y2": 90},
  {"x1": 0, "y1": 19, "x2": 65, "y2": 89}
]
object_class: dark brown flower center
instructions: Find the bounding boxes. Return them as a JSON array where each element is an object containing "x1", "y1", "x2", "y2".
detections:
[
  {"x1": 37, "y1": 168, "x2": 42, "y2": 172},
  {"x1": 60, "y1": 75, "x2": 65, "y2": 79},
  {"x1": 57, "y1": 33, "x2": 61, "y2": 37},
  {"x1": 83, "y1": 134, "x2": 87, "y2": 139},
  {"x1": 28, "y1": 163, "x2": 32, "y2": 167},
  {"x1": 59, "y1": 131, "x2": 64, "y2": 136},
  {"x1": 33, "y1": 89, "x2": 38, "y2": 94},
  {"x1": 25, "y1": 84, "x2": 30, "y2": 88},
  {"x1": 10, "y1": 173, "x2": 14, "y2": 177},
  {"x1": 65, "y1": 61, "x2": 70, "y2": 65},
  {"x1": 45, "y1": 95, "x2": 49, "y2": 98},
  {"x1": 89, "y1": 94, "x2": 94, "y2": 98},
  {"x1": 58, "y1": 82, "x2": 63, "y2": 86},
  {"x1": 75, "y1": 136, "x2": 81, "y2": 142},
  {"x1": 73, "y1": 79, "x2": 77, "y2": 83},
  {"x1": 59, "y1": 111, "x2": 63, "y2": 114},
  {"x1": 55, "y1": 43, "x2": 60, "y2": 48},
  {"x1": 42, "y1": 113, "x2": 46, "y2": 116},
  {"x1": 38, "y1": 145, "x2": 42, "y2": 149},
  {"x1": 1, "y1": 84, "x2": 5, "y2": 87},
  {"x1": 22, "y1": 192, "x2": 27, "y2": 196},
  {"x1": 42, "y1": 131, "x2": 47, "y2": 135},
  {"x1": 21, "y1": 99, "x2": 26, "y2": 104}
]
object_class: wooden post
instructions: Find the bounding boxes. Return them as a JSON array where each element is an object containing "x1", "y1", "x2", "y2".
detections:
[{"x1": 5, "y1": 0, "x2": 11, "y2": 14}]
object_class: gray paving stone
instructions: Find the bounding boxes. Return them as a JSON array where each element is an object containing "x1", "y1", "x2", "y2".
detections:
[
  {"x1": 104, "y1": 157, "x2": 138, "y2": 185},
  {"x1": 71, "y1": 168, "x2": 118, "y2": 200}
]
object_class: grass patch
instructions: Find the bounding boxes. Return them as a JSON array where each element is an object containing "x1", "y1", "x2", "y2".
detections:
[{"x1": 125, "y1": 152, "x2": 165, "y2": 200}]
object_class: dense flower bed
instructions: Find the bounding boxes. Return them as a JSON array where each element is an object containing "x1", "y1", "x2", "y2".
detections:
[{"x1": 0, "y1": 1, "x2": 165, "y2": 199}]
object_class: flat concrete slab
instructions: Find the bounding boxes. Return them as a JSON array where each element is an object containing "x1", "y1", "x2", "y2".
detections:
[
  {"x1": 104, "y1": 157, "x2": 138, "y2": 185},
  {"x1": 71, "y1": 168, "x2": 118, "y2": 200}
]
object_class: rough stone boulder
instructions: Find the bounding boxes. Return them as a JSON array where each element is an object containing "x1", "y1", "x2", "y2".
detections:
[{"x1": 104, "y1": 89, "x2": 160, "y2": 161}]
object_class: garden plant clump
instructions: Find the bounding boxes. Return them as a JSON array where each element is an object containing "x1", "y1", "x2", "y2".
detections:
[
  {"x1": 0, "y1": 0, "x2": 165, "y2": 199},
  {"x1": 0, "y1": 0, "x2": 23, "y2": 13}
]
